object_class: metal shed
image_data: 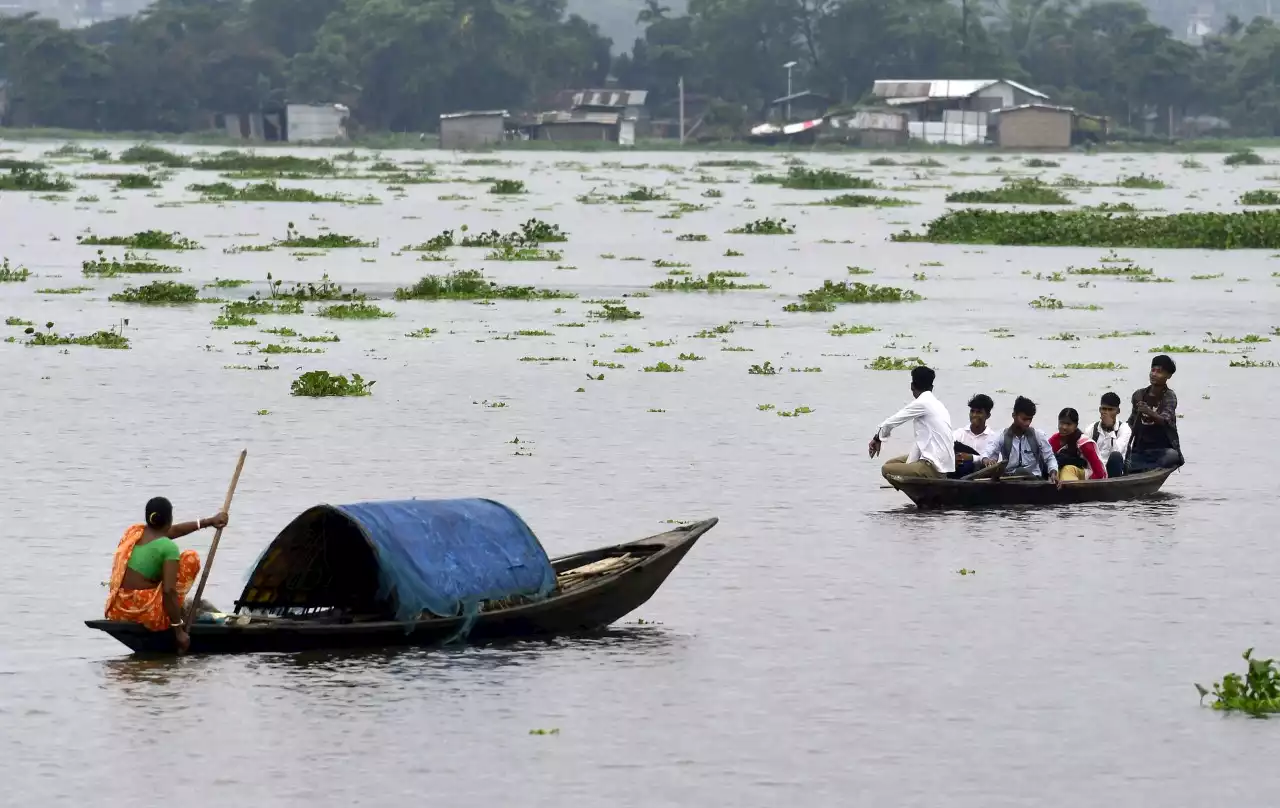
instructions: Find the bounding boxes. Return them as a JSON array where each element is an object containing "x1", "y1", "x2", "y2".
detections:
[{"x1": 439, "y1": 110, "x2": 508, "y2": 149}]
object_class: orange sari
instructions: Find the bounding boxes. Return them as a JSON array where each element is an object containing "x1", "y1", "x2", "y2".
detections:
[{"x1": 104, "y1": 524, "x2": 201, "y2": 631}]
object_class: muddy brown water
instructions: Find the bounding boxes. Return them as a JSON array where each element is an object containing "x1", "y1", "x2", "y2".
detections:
[{"x1": 0, "y1": 143, "x2": 1277, "y2": 806}]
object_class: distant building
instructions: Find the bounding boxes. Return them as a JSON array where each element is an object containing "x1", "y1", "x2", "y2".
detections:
[
  {"x1": 526, "y1": 110, "x2": 634, "y2": 145},
  {"x1": 213, "y1": 104, "x2": 349, "y2": 143},
  {"x1": 990, "y1": 104, "x2": 1075, "y2": 149},
  {"x1": 826, "y1": 109, "x2": 910, "y2": 147},
  {"x1": 550, "y1": 89, "x2": 648, "y2": 131},
  {"x1": 439, "y1": 110, "x2": 508, "y2": 149},
  {"x1": 872, "y1": 79, "x2": 1051, "y2": 145}
]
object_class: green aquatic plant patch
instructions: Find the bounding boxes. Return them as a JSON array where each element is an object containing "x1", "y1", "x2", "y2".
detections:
[
  {"x1": 816, "y1": 194, "x2": 914, "y2": 207},
  {"x1": 78, "y1": 230, "x2": 201, "y2": 250},
  {"x1": 590, "y1": 303, "x2": 643, "y2": 321},
  {"x1": 488, "y1": 179, "x2": 526, "y2": 194},
  {"x1": 1206, "y1": 333, "x2": 1270, "y2": 344},
  {"x1": 729, "y1": 217, "x2": 794, "y2": 235},
  {"x1": 262, "y1": 273, "x2": 364, "y2": 302},
  {"x1": 893, "y1": 208, "x2": 1280, "y2": 249},
  {"x1": 290, "y1": 370, "x2": 374, "y2": 397},
  {"x1": 1197, "y1": 648, "x2": 1280, "y2": 715},
  {"x1": 1024, "y1": 158, "x2": 1059, "y2": 168},
  {"x1": 0, "y1": 258, "x2": 31, "y2": 282},
  {"x1": 109, "y1": 281, "x2": 201, "y2": 304},
  {"x1": 113, "y1": 173, "x2": 161, "y2": 189},
  {"x1": 1229, "y1": 358, "x2": 1278, "y2": 368},
  {"x1": 260, "y1": 343, "x2": 323, "y2": 355},
  {"x1": 748, "y1": 361, "x2": 778, "y2": 375},
  {"x1": 24, "y1": 322, "x2": 129, "y2": 349},
  {"x1": 212, "y1": 311, "x2": 257, "y2": 328},
  {"x1": 1240, "y1": 190, "x2": 1280, "y2": 206},
  {"x1": 81, "y1": 250, "x2": 181, "y2": 276},
  {"x1": 274, "y1": 222, "x2": 375, "y2": 249},
  {"x1": 1225, "y1": 149, "x2": 1265, "y2": 166},
  {"x1": 317, "y1": 302, "x2": 393, "y2": 320},
  {"x1": 5, "y1": 317, "x2": 33, "y2": 326},
  {"x1": 485, "y1": 245, "x2": 563, "y2": 261},
  {"x1": 394, "y1": 270, "x2": 573, "y2": 301},
  {"x1": 190, "y1": 181, "x2": 355, "y2": 203},
  {"x1": 0, "y1": 158, "x2": 46, "y2": 170},
  {"x1": 651, "y1": 273, "x2": 768, "y2": 292},
  {"x1": 945, "y1": 180, "x2": 1072, "y2": 205},
  {"x1": 676, "y1": 233, "x2": 709, "y2": 242},
  {"x1": 1062, "y1": 362, "x2": 1127, "y2": 370},
  {"x1": 829, "y1": 323, "x2": 877, "y2": 336},
  {"x1": 0, "y1": 168, "x2": 73, "y2": 192},
  {"x1": 643, "y1": 361, "x2": 684, "y2": 372},
  {"x1": 1067, "y1": 263, "x2": 1153, "y2": 277},
  {"x1": 756, "y1": 166, "x2": 879, "y2": 190},
  {"x1": 226, "y1": 299, "x2": 303, "y2": 316},
  {"x1": 193, "y1": 151, "x2": 335, "y2": 175},
  {"x1": 1115, "y1": 174, "x2": 1166, "y2": 189},
  {"x1": 784, "y1": 280, "x2": 921, "y2": 312},
  {"x1": 867, "y1": 356, "x2": 924, "y2": 370},
  {"x1": 37, "y1": 286, "x2": 92, "y2": 295},
  {"x1": 119, "y1": 145, "x2": 190, "y2": 167}
]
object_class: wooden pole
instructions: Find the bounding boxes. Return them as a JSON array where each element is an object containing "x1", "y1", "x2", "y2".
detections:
[{"x1": 184, "y1": 450, "x2": 248, "y2": 629}]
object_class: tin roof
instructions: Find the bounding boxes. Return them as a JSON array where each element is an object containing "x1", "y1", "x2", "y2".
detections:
[
  {"x1": 539, "y1": 109, "x2": 622, "y2": 125},
  {"x1": 553, "y1": 89, "x2": 647, "y2": 109},
  {"x1": 440, "y1": 109, "x2": 508, "y2": 120},
  {"x1": 872, "y1": 79, "x2": 1048, "y2": 101},
  {"x1": 768, "y1": 90, "x2": 832, "y2": 106},
  {"x1": 992, "y1": 103, "x2": 1075, "y2": 114}
]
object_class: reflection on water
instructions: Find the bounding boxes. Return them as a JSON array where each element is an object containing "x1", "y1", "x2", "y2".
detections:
[{"x1": 0, "y1": 146, "x2": 1277, "y2": 806}]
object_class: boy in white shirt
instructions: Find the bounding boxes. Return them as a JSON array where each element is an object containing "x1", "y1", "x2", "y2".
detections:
[
  {"x1": 1085, "y1": 392, "x2": 1131, "y2": 477},
  {"x1": 953, "y1": 393, "x2": 995, "y2": 476},
  {"x1": 869, "y1": 366, "x2": 955, "y2": 478}
]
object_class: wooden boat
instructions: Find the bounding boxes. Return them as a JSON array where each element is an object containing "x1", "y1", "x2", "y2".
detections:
[
  {"x1": 87, "y1": 498, "x2": 716, "y2": 655},
  {"x1": 886, "y1": 467, "x2": 1178, "y2": 509}
]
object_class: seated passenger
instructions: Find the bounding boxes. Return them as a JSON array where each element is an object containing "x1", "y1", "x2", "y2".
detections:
[
  {"x1": 104, "y1": 497, "x2": 227, "y2": 653},
  {"x1": 1127, "y1": 354, "x2": 1184, "y2": 473},
  {"x1": 1085, "y1": 392, "x2": 1131, "y2": 478},
  {"x1": 979, "y1": 396, "x2": 1059, "y2": 484},
  {"x1": 870, "y1": 365, "x2": 955, "y2": 479},
  {"x1": 1049, "y1": 407, "x2": 1107, "y2": 481},
  {"x1": 952, "y1": 393, "x2": 995, "y2": 477}
]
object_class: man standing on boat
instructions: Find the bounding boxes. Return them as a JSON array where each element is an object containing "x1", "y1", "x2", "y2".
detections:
[
  {"x1": 979, "y1": 396, "x2": 1060, "y2": 484},
  {"x1": 1126, "y1": 354, "x2": 1184, "y2": 473},
  {"x1": 869, "y1": 366, "x2": 955, "y2": 479}
]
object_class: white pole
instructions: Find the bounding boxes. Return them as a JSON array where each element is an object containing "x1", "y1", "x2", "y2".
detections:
[
  {"x1": 679, "y1": 76, "x2": 686, "y2": 146},
  {"x1": 786, "y1": 66, "x2": 793, "y2": 120}
]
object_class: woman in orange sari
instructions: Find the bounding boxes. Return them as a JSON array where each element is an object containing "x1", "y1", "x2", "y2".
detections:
[{"x1": 104, "y1": 497, "x2": 228, "y2": 652}]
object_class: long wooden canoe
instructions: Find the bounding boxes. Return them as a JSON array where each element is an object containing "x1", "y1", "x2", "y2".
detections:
[
  {"x1": 87, "y1": 513, "x2": 716, "y2": 655},
  {"x1": 885, "y1": 467, "x2": 1177, "y2": 509}
]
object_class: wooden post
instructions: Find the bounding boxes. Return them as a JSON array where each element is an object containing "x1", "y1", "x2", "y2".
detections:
[{"x1": 184, "y1": 450, "x2": 248, "y2": 629}]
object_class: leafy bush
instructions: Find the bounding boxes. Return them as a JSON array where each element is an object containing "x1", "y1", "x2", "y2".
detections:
[
  {"x1": 1197, "y1": 649, "x2": 1280, "y2": 715},
  {"x1": 0, "y1": 168, "x2": 73, "y2": 192}
]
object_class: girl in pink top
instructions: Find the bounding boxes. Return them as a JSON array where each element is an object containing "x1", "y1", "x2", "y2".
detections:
[{"x1": 1049, "y1": 407, "x2": 1107, "y2": 481}]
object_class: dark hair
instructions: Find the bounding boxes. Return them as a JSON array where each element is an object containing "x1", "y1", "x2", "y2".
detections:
[
  {"x1": 910, "y1": 365, "x2": 935, "y2": 391},
  {"x1": 1100, "y1": 392, "x2": 1121, "y2": 408},
  {"x1": 1013, "y1": 395, "x2": 1037, "y2": 418},
  {"x1": 967, "y1": 393, "x2": 994, "y2": 413},
  {"x1": 1058, "y1": 407, "x2": 1082, "y2": 449},
  {"x1": 145, "y1": 496, "x2": 173, "y2": 529},
  {"x1": 1151, "y1": 354, "x2": 1177, "y2": 375}
]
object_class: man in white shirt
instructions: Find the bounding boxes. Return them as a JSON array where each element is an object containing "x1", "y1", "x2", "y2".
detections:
[
  {"x1": 980, "y1": 395, "x2": 1059, "y2": 484},
  {"x1": 869, "y1": 366, "x2": 955, "y2": 478},
  {"x1": 1085, "y1": 391, "x2": 1131, "y2": 478},
  {"x1": 953, "y1": 393, "x2": 995, "y2": 476}
]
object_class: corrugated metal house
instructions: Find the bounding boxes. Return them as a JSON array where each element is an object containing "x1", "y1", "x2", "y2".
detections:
[
  {"x1": 528, "y1": 110, "x2": 634, "y2": 144},
  {"x1": 439, "y1": 110, "x2": 508, "y2": 149},
  {"x1": 214, "y1": 103, "x2": 349, "y2": 143},
  {"x1": 553, "y1": 89, "x2": 648, "y2": 126},
  {"x1": 990, "y1": 104, "x2": 1075, "y2": 149},
  {"x1": 871, "y1": 79, "x2": 1049, "y2": 145},
  {"x1": 827, "y1": 109, "x2": 909, "y2": 147}
]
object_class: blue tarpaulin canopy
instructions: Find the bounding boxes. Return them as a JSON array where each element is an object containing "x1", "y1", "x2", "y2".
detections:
[{"x1": 238, "y1": 498, "x2": 556, "y2": 622}]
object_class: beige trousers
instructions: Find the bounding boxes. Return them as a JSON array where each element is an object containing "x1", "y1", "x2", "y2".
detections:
[{"x1": 882, "y1": 455, "x2": 944, "y2": 479}]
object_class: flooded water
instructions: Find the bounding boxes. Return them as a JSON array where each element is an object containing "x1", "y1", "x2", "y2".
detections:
[{"x1": 1, "y1": 143, "x2": 1278, "y2": 806}]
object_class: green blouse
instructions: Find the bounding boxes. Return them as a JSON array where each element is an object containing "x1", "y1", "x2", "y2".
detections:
[{"x1": 126, "y1": 537, "x2": 180, "y2": 580}]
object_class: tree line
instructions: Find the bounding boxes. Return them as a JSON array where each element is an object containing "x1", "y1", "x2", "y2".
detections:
[{"x1": 2, "y1": 0, "x2": 1280, "y2": 137}]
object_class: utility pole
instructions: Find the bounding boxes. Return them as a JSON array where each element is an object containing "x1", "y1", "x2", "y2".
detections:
[
  {"x1": 678, "y1": 76, "x2": 685, "y2": 146},
  {"x1": 962, "y1": 0, "x2": 969, "y2": 74},
  {"x1": 783, "y1": 61, "x2": 798, "y2": 121}
]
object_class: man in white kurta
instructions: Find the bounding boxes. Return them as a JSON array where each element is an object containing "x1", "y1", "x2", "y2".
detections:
[{"x1": 869, "y1": 366, "x2": 955, "y2": 479}]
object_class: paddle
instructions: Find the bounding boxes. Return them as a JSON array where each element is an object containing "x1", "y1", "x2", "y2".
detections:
[{"x1": 184, "y1": 450, "x2": 248, "y2": 632}]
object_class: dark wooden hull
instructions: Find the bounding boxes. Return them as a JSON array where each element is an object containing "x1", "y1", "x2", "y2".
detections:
[
  {"x1": 886, "y1": 468, "x2": 1177, "y2": 509},
  {"x1": 86, "y1": 518, "x2": 716, "y2": 655}
]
